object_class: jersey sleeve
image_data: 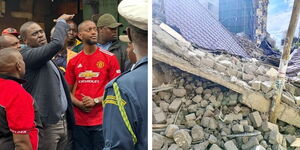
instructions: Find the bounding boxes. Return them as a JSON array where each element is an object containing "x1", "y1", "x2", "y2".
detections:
[
  {"x1": 108, "y1": 55, "x2": 121, "y2": 81},
  {"x1": 102, "y1": 86, "x2": 138, "y2": 150},
  {"x1": 65, "y1": 59, "x2": 76, "y2": 85},
  {"x1": 5, "y1": 85, "x2": 38, "y2": 149}
]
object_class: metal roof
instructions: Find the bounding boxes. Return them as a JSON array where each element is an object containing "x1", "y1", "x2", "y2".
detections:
[{"x1": 163, "y1": 0, "x2": 251, "y2": 58}]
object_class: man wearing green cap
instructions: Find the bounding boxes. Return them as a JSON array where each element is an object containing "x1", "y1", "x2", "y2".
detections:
[{"x1": 96, "y1": 13, "x2": 129, "y2": 72}]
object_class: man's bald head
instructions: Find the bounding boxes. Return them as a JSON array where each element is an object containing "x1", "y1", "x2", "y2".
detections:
[
  {"x1": 0, "y1": 48, "x2": 25, "y2": 78},
  {"x1": 0, "y1": 34, "x2": 21, "y2": 51}
]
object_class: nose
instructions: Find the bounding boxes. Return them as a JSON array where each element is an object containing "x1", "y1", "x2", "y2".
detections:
[{"x1": 37, "y1": 31, "x2": 44, "y2": 38}]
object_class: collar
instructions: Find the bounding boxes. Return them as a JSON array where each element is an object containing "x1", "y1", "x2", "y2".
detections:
[
  {"x1": 0, "y1": 74, "x2": 26, "y2": 84},
  {"x1": 132, "y1": 56, "x2": 148, "y2": 70}
]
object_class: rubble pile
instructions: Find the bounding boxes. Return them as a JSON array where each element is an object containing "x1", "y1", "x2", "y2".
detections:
[
  {"x1": 153, "y1": 22, "x2": 300, "y2": 108},
  {"x1": 152, "y1": 65, "x2": 300, "y2": 150}
]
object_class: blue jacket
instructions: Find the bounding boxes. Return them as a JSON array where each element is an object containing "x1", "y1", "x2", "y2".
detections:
[{"x1": 103, "y1": 56, "x2": 148, "y2": 150}]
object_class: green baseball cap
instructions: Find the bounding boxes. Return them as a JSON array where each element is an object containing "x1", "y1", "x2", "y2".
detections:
[{"x1": 97, "y1": 13, "x2": 122, "y2": 28}]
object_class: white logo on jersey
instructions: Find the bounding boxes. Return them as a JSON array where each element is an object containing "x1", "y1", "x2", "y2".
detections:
[
  {"x1": 77, "y1": 64, "x2": 83, "y2": 68},
  {"x1": 116, "y1": 70, "x2": 121, "y2": 73}
]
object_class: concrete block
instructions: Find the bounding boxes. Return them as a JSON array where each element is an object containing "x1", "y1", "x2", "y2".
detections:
[
  {"x1": 173, "y1": 129, "x2": 192, "y2": 150},
  {"x1": 242, "y1": 137, "x2": 259, "y2": 150},
  {"x1": 165, "y1": 124, "x2": 179, "y2": 138},
  {"x1": 153, "y1": 107, "x2": 167, "y2": 124},
  {"x1": 261, "y1": 121, "x2": 279, "y2": 132},
  {"x1": 224, "y1": 140, "x2": 238, "y2": 150},
  {"x1": 191, "y1": 125, "x2": 204, "y2": 141},
  {"x1": 266, "y1": 68, "x2": 278, "y2": 79},
  {"x1": 251, "y1": 145, "x2": 266, "y2": 150},
  {"x1": 185, "y1": 113, "x2": 196, "y2": 121},
  {"x1": 251, "y1": 81, "x2": 261, "y2": 90},
  {"x1": 243, "y1": 73, "x2": 255, "y2": 81},
  {"x1": 232, "y1": 124, "x2": 244, "y2": 133},
  {"x1": 168, "y1": 144, "x2": 182, "y2": 150},
  {"x1": 208, "y1": 135, "x2": 218, "y2": 144},
  {"x1": 249, "y1": 111, "x2": 262, "y2": 128},
  {"x1": 244, "y1": 125, "x2": 254, "y2": 132},
  {"x1": 169, "y1": 98, "x2": 182, "y2": 113},
  {"x1": 173, "y1": 88, "x2": 187, "y2": 97},
  {"x1": 261, "y1": 81, "x2": 273, "y2": 93},
  {"x1": 195, "y1": 87, "x2": 203, "y2": 94},
  {"x1": 269, "y1": 130, "x2": 283, "y2": 145},
  {"x1": 214, "y1": 63, "x2": 227, "y2": 72},
  {"x1": 193, "y1": 141, "x2": 209, "y2": 150},
  {"x1": 209, "y1": 144, "x2": 222, "y2": 150},
  {"x1": 282, "y1": 93, "x2": 295, "y2": 106},
  {"x1": 201, "y1": 57, "x2": 215, "y2": 68},
  {"x1": 153, "y1": 133, "x2": 165, "y2": 150},
  {"x1": 192, "y1": 95, "x2": 202, "y2": 103}
]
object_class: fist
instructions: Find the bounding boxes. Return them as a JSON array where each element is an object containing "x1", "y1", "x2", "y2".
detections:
[{"x1": 57, "y1": 14, "x2": 75, "y2": 21}]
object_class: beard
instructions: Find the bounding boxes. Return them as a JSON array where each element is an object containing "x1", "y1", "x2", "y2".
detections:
[{"x1": 86, "y1": 39, "x2": 97, "y2": 45}]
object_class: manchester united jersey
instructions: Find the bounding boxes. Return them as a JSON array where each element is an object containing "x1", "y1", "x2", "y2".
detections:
[{"x1": 65, "y1": 47, "x2": 121, "y2": 126}]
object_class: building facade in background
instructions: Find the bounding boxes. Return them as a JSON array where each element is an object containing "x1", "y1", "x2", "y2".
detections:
[
  {"x1": 199, "y1": 0, "x2": 219, "y2": 19},
  {"x1": 219, "y1": 0, "x2": 269, "y2": 45}
]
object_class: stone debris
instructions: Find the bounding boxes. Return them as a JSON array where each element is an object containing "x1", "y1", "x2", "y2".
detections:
[
  {"x1": 173, "y1": 129, "x2": 192, "y2": 150},
  {"x1": 249, "y1": 111, "x2": 263, "y2": 128},
  {"x1": 152, "y1": 64, "x2": 300, "y2": 150},
  {"x1": 224, "y1": 140, "x2": 239, "y2": 150}
]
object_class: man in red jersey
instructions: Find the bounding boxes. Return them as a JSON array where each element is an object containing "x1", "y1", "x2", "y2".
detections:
[
  {"x1": 0, "y1": 48, "x2": 38, "y2": 150},
  {"x1": 65, "y1": 20, "x2": 121, "y2": 150}
]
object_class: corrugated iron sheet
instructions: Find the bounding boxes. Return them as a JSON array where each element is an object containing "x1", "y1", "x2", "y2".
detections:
[{"x1": 164, "y1": 0, "x2": 251, "y2": 58}]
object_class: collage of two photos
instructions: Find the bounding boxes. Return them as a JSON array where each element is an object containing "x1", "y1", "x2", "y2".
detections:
[
  {"x1": 0, "y1": 0, "x2": 300, "y2": 149},
  {"x1": 152, "y1": 0, "x2": 300, "y2": 149},
  {"x1": 0, "y1": 0, "x2": 147, "y2": 150}
]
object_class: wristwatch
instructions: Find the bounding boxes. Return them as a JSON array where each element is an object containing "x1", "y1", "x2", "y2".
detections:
[{"x1": 94, "y1": 98, "x2": 100, "y2": 104}]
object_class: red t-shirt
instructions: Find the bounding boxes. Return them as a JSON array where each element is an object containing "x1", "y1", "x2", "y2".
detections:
[
  {"x1": 65, "y1": 48, "x2": 121, "y2": 126},
  {"x1": 0, "y1": 78, "x2": 38, "y2": 150}
]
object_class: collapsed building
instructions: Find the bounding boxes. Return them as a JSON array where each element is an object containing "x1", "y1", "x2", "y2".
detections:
[{"x1": 152, "y1": 0, "x2": 300, "y2": 149}]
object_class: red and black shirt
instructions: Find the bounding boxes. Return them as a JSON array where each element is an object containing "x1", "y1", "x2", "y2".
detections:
[{"x1": 0, "y1": 75, "x2": 38, "y2": 150}]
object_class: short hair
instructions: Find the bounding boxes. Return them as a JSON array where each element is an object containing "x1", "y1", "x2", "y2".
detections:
[
  {"x1": 20, "y1": 21, "x2": 36, "y2": 40},
  {"x1": 67, "y1": 20, "x2": 78, "y2": 31},
  {"x1": 0, "y1": 34, "x2": 16, "y2": 49},
  {"x1": 78, "y1": 20, "x2": 94, "y2": 32},
  {"x1": 129, "y1": 25, "x2": 147, "y2": 45}
]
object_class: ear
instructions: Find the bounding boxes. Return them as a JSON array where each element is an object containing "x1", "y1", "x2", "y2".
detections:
[
  {"x1": 127, "y1": 28, "x2": 132, "y2": 42},
  {"x1": 78, "y1": 32, "x2": 83, "y2": 40},
  {"x1": 16, "y1": 61, "x2": 22, "y2": 72}
]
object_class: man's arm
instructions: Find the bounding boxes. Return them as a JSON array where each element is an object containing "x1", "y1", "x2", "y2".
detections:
[
  {"x1": 12, "y1": 134, "x2": 32, "y2": 150},
  {"x1": 21, "y1": 14, "x2": 74, "y2": 69}
]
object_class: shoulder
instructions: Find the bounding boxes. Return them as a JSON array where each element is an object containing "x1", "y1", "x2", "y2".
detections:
[
  {"x1": 1, "y1": 80, "x2": 28, "y2": 95},
  {"x1": 110, "y1": 40, "x2": 127, "y2": 50},
  {"x1": 98, "y1": 47, "x2": 115, "y2": 56}
]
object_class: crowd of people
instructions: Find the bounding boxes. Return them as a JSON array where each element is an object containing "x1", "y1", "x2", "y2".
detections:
[{"x1": 0, "y1": 0, "x2": 148, "y2": 150}]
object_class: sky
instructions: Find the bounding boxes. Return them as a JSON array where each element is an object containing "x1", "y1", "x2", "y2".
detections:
[{"x1": 267, "y1": 0, "x2": 300, "y2": 48}]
